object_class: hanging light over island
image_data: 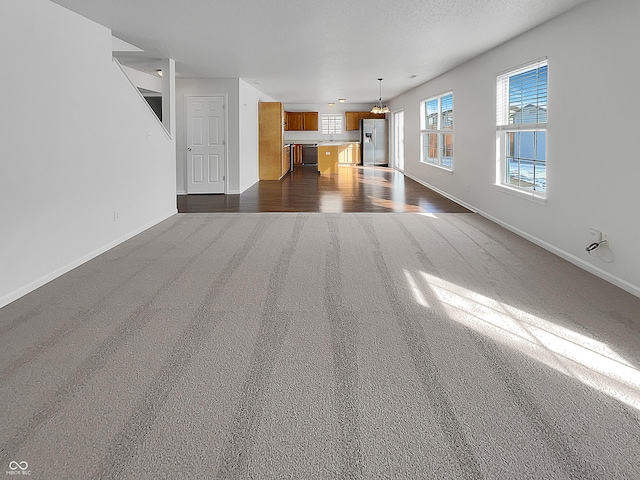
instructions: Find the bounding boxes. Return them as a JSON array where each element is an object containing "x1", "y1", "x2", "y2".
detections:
[{"x1": 371, "y1": 78, "x2": 390, "y2": 114}]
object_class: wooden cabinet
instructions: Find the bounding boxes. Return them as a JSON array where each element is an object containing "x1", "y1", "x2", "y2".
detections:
[
  {"x1": 351, "y1": 143, "x2": 361, "y2": 164},
  {"x1": 292, "y1": 144, "x2": 303, "y2": 165},
  {"x1": 286, "y1": 112, "x2": 302, "y2": 131},
  {"x1": 282, "y1": 145, "x2": 291, "y2": 175},
  {"x1": 259, "y1": 102, "x2": 289, "y2": 180},
  {"x1": 345, "y1": 112, "x2": 361, "y2": 131},
  {"x1": 338, "y1": 143, "x2": 361, "y2": 164},
  {"x1": 345, "y1": 111, "x2": 386, "y2": 131},
  {"x1": 318, "y1": 145, "x2": 339, "y2": 174},
  {"x1": 302, "y1": 112, "x2": 318, "y2": 131},
  {"x1": 319, "y1": 143, "x2": 361, "y2": 172},
  {"x1": 285, "y1": 111, "x2": 318, "y2": 131}
]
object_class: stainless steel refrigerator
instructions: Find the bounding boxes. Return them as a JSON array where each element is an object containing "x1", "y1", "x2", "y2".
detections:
[{"x1": 360, "y1": 119, "x2": 388, "y2": 166}]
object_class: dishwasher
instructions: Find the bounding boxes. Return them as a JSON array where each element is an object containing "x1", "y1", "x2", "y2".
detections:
[{"x1": 302, "y1": 144, "x2": 318, "y2": 166}]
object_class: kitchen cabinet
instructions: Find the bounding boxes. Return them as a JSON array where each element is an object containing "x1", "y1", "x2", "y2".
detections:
[
  {"x1": 282, "y1": 145, "x2": 291, "y2": 175},
  {"x1": 317, "y1": 145, "x2": 339, "y2": 174},
  {"x1": 302, "y1": 112, "x2": 318, "y2": 131},
  {"x1": 286, "y1": 112, "x2": 302, "y2": 131},
  {"x1": 285, "y1": 111, "x2": 318, "y2": 131},
  {"x1": 292, "y1": 144, "x2": 303, "y2": 165},
  {"x1": 338, "y1": 143, "x2": 361, "y2": 164},
  {"x1": 345, "y1": 111, "x2": 386, "y2": 131},
  {"x1": 345, "y1": 112, "x2": 360, "y2": 131},
  {"x1": 259, "y1": 102, "x2": 289, "y2": 180},
  {"x1": 351, "y1": 143, "x2": 361, "y2": 164}
]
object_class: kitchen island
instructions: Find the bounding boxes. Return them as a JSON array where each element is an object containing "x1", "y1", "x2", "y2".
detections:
[
  {"x1": 317, "y1": 142, "x2": 361, "y2": 173},
  {"x1": 285, "y1": 141, "x2": 361, "y2": 173}
]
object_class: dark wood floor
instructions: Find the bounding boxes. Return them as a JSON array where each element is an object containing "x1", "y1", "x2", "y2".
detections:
[{"x1": 177, "y1": 165, "x2": 471, "y2": 213}]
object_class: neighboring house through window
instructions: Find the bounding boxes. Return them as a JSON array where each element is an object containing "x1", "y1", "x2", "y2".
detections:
[
  {"x1": 420, "y1": 91, "x2": 453, "y2": 170},
  {"x1": 496, "y1": 59, "x2": 548, "y2": 197}
]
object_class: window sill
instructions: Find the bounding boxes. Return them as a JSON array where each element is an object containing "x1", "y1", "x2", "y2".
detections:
[
  {"x1": 420, "y1": 161, "x2": 453, "y2": 174},
  {"x1": 494, "y1": 183, "x2": 547, "y2": 205}
]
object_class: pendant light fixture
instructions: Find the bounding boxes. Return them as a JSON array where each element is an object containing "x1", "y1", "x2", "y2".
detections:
[{"x1": 370, "y1": 78, "x2": 390, "y2": 114}]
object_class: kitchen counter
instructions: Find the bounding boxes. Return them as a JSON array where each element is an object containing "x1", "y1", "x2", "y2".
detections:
[
  {"x1": 285, "y1": 142, "x2": 362, "y2": 170},
  {"x1": 285, "y1": 140, "x2": 360, "y2": 146},
  {"x1": 317, "y1": 141, "x2": 360, "y2": 146}
]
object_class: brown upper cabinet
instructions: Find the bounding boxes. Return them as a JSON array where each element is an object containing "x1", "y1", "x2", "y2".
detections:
[
  {"x1": 286, "y1": 112, "x2": 302, "y2": 131},
  {"x1": 302, "y1": 112, "x2": 318, "y2": 131},
  {"x1": 285, "y1": 111, "x2": 318, "y2": 131},
  {"x1": 345, "y1": 111, "x2": 386, "y2": 131}
]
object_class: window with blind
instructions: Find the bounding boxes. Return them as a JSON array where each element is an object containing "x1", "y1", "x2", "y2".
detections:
[
  {"x1": 321, "y1": 114, "x2": 343, "y2": 135},
  {"x1": 496, "y1": 59, "x2": 548, "y2": 196},
  {"x1": 420, "y1": 91, "x2": 453, "y2": 170}
]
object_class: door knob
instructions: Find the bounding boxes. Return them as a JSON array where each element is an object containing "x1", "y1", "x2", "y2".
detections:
[{"x1": 187, "y1": 147, "x2": 192, "y2": 151}]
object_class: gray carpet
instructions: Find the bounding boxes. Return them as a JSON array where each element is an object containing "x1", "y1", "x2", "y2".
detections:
[{"x1": 1, "y1": 213, "x2": 640, "y2": 479}]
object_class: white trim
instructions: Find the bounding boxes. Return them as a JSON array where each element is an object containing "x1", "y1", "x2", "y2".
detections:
[
  {"x1": 391, "y1": 109, "x2": 405, "y2": 172},
  {"x1": 112, "y1": 57, "x2": 171, "y2": 140},
  {"x1": 0, "y1": 210, "x2": 177, "y2": 308},
  {"x1": 496, "y1": 56, "x2": 548, "y2": 77},
  {"x1": 321, "y1": 113, "x2": 343, "y2": 135},
  {"x1": 496, "y1": 60, "x2": 548, "y2": 195},
  {"x1": 494, "y1": 182, "x2": 547, "y2": 204},
  {"x1": 476, "y1": 210, "x2": 640, "y2": 300},
  {"x1": 184, "y1": 94, "x2": 229, "y2": 195},
  {"x1": 496, "y1": 123, "x2": 547, "y2": 132},
  {"x1": 420, "y1": 91, "x2": 454, "y2": 169},
  {"x1": 403, "y1": 172, "x2": 476, "y2": 212},
  {"x1": 419, "y1": 89, "x2": 454, "y2": 125},
  {"x1": 404, "y1": 171, "x2": 640, "y2": 299},
  {"x1": 419, "y1": 161, "x2": 453, "y2": 174}
]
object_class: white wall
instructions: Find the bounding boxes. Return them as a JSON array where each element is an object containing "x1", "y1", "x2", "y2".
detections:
[
  {"x1": 176, "y1": 78, "x2": 238, "y2": 193},
  {"x1": 387, "y1": 0, "x2": 640, "y2": 297},
  {"x1": 0, "y1": 0, "x2": 177, "y2": 307},
  {"x1": 122, "y1": 65, "x2": 163, "y2": 93},
  {"x1": 283, "y1": 103, "x2": 375, "y2": 143},
  {"x1": 239, "y1": 79, "x2": 275, "y2": 193},
  {"x1": 176, "y1": 78, "x2": 275, "y2": 194}
]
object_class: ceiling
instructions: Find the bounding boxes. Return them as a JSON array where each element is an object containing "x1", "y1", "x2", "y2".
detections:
[{"x1": 51, "y1": 0, "x2": 590, "y2": 104}]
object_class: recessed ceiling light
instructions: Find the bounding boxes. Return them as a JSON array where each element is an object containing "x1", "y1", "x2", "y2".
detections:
[
  {"x1": 409, "y1": 74, "x2": 417, "y2": 79},
  {"x1": 328, "y1": 102, "x2": 335, "y2": 106},
  {"x1": 338, "y1": 98, "x2": 346, "y2": 103}
]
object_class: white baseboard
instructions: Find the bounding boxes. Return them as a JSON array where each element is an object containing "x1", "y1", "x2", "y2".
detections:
[
  {"x1": 403, "y1": 172, "x2": 478, "y2": 213},
  {"x1": 404, "y1": 172, "x2": 640, "y2": 299},
  {"x1": 0, "y1": 209, "x2": 177, "y2": 309}
]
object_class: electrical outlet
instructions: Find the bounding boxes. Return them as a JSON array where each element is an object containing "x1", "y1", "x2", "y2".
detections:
[
  {"x1": 114, "y1": 210, "x2": 119, "y2": 222},
  {"x1": 602, "y1": 233, "x2": 610, "y2": 248},
  {"x1": 588, "y1": 228, "x2": 602, "y2": 243}
]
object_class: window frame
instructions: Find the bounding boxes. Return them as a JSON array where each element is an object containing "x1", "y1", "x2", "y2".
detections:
[
  {"x1": 321, "y1": 113, "x2": 343, "y2": 135},
  {"x1": 420, "y1": 91, "x2": 454, "y2": 172},
  {"x1": 496, "y1": 58, "x2": 548, "y2": 201}
]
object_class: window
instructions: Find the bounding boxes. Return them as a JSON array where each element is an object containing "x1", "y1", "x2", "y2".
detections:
[
  {"x1": 321, "y1": 114, "x2": 343, "y2": 135},
  {"x1": 420, "y1": 92, "x2": 453, "y2": 170},
  {"x1": 497, "y1": 59, "x2": 548, "y2": 196}
]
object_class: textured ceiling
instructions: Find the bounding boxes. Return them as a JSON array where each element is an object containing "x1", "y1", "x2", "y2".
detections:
[{"x1": 51, "y1": 0, "x2": 590, "y2": 104}]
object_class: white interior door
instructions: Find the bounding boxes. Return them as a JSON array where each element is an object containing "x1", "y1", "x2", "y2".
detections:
[
  {"x1": 186, "y1": 96, "x2": 226, "y2": 193},
  {"x1": 393, "y1": 110, "x2": 405, "y2": 171}
]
